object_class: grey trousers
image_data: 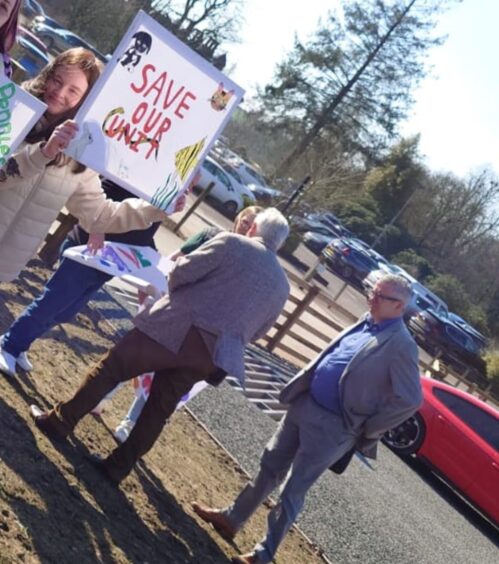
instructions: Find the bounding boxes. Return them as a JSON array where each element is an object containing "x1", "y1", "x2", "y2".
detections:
[{"x1": 223, "y1": 393, "x2": 356, "y2": 563}]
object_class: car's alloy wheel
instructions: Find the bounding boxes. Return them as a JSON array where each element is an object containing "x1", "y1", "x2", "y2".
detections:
[
  {"x1": 382, "y1": 412, "x2": 426, "y2": 456},
  {"x1": 341, "y1": 265, "x2": 354, "y2": 278},
  {"x1": 223, "y1": 201, "x2": 238, "y2": 216}
]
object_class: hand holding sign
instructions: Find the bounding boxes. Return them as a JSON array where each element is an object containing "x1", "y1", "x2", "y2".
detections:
[
  {"x1": 41, "y1": 120, "x2": 79, "y2": 159},
  {"x1": 86, "y1": 232, "x2": 105, "y2": 255}
]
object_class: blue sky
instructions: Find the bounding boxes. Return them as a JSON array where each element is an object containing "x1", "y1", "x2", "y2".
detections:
[{"x1": 227, "y1": 0, "x2": 498, "y2": 178}]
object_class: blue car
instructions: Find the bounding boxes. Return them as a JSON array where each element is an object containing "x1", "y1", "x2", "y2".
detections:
[
  {"x1": 31, "y1": 21, "x2": 107, "y2": 63},
  {"x1": 408, "y1": 309, "x2": 487, "y2": 374},
  {"x1": 10, "y1": 34, "x2": 49, "y2": 79},
  {"x1": 22, "y1": 0, "x2": 45, "y2": 19},
  {"x1": 321, "y1": 238, "x2": 379, "y2": 286}
]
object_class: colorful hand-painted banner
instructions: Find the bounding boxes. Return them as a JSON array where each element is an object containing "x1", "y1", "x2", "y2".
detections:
[
  {"x1": 63, "y1": 240, "x2": 166, "y2": 284},
  {"x1": 65, "y1": 10, "x2": 244, "y2": 212},
  {"x1": 122, "y1": 254, "x2": 175, "y2": 298},
  {"x1": 0, "y1": 69, "x2": 46, "y2": 169}
]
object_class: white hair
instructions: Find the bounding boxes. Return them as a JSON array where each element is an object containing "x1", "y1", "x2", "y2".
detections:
[
  {"x1": 378, "y1": 274, "x2": 413, "y2": 306},
  {"x1": 253, "y1": 208, "x2": 289, "y2": 251}
]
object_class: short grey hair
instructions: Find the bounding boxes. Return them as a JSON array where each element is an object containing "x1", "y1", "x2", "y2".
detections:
[
  {"x1": 253, "y1": 208, "x2": 289, "y2": 251},
  {"x1": 378, "y1": 274, "x2": 413, "y2": 306}
]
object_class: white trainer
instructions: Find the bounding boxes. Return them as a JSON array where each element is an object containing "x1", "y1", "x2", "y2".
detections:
[
  {"x1": 0, "y1": 348, "x2": 17, "y2": 377},
  {"x1": 17, "y1": 351, "x2": 33, "y2": 372},
  {"x1": 0, "y1": 335, "x2": 33, "y2": 373},
  {"x1": 113, "y1": 420, "x2": 135, "y2": 443}
]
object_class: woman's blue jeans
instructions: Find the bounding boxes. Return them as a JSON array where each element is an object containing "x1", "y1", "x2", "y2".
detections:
[{"x1": 2, "y1": 238, "x2": 112, "y2": 357}]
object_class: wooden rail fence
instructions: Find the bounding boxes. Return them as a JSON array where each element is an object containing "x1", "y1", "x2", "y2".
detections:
[
  {"x1": 38, "y1": 212, "x2": 498, "y2": 407},
  {"x1": 260, "y1": 269, "x2": 499, "y2": 408}
]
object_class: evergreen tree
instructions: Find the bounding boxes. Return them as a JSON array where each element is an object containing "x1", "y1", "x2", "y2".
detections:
[
  {"x1": 365, "y1": 136, "x2": 424, "y2": 222},
  {"x1": 259, "y1": 0, "x2": 454, "y2": 177}
]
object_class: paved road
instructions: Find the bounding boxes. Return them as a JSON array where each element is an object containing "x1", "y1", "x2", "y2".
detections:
[{"x1": 189, "y1": 382, "x2": 499, "y2": 564}]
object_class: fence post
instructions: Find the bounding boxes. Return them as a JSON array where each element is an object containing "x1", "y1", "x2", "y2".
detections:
[
  {"x1": 332, "y1": 280, "x2": 349, "y2": 301},
  {"x1": 266, "y1": 284, "x2": 320, "y2": 352},
  {"x1": 38, "y1": 211, "x2": 78, "y2": 267},
  {"x1": 304, "y1": 255, "x2": 323, "y2": 282},
  {"x1": 173, "y1": 182, "x2": 215, "y2": 234}
]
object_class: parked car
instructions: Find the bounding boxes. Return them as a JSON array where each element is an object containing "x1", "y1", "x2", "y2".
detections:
[
  {"x1": 363, "y1": 264, "x2": 415, "y2": 293},
  {"x1": 409, "y1": 282, "x2": 448, "y2": 317},
  {"x1": 365, "y1": 248, "x2": 389, "y2": 268},
  {"x1": 10, "y1": 26, "x2": 49, "y2": 79},
  {"x1": 31, "y1": 21, "x2": 107, "y2": 62},
  {"x1": 408, "y1": 309, "x2": 487, "y2": 373},
  {"x1": 21, "y1": 0, "x2": 45, "y2": 19},
  {"x1": 383, "y1": 377, "x2": 499, "y2": 526},
  {"x1": 302, "y1": 229, "x2": 335, "y2": 254},
  {"x1": 321, "y1": 238, "x2": 379, "y2": 286},
  {"x1": 306, "y1": 211, "x2": 344, "y2": 233},
  {"x1": 208, "y1": 140, "x2": 240, "y2": 165},
  {"x1": 294, "y1": 215, "x2": 346, "y2": 238},
  {"x1": 194, "y1": 157, "x2": 256, "y2": 216},
  {"x1": 18, "y1": 24, "x2": 48, "y2": 55},
  {"x1": 219, "y1": 163, "x2": 245, "y2": 187},
  {"x1": 246, "y1": 182, "x2": 281, "y2": 204},
  {"x1": 219, "y1": 163, "x2": 258, "y2": 206},
  {"x1": 222, "y1": 159, "x2": 281, "y2": 204},
  {"x1": 228, "y1": 160, "x2": 267, "y2": 187},
  {"x1": 30, "y1": 13, "x2": 64, "y2": 31},
  {"x1": 448, "y1": 313, "x2": 487, "y2": 344}
]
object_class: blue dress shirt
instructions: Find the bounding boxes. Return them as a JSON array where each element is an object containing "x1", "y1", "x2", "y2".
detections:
[{"x1": 310, "y1": 316, "x2": 399, "y2": 413}]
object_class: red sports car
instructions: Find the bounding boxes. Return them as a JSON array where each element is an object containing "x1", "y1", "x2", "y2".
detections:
[{"x1": 383, "y1": 377, "x2": 499, "y2": 526}]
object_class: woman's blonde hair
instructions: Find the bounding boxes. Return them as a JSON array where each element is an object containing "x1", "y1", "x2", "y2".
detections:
[
  {"x1": 235, "y1": 205, "x2": 264, "y2": 223},
  {"x1": 24, "y1": 48, "x2": 103, "y2": 170}
]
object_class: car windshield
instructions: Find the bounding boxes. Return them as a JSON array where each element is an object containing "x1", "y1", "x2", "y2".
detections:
[
  {"x1": 354, "y1": 252, "x2": 378, "y2": 269},
  {"x1": 244, "y1": 165, "x2": 266, "y2": 185},
  {"x1": 445, "y1": 325, "x2": 472, "y2": 350},
  {"x1": 223, "y1": 166, "x2": 242, "y2": 183},
  {"x1": 414, "y1": 295, "x2": 432, "y2": 311}
]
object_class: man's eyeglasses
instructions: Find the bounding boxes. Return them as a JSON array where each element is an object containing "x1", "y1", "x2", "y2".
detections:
[{"x1": 368, "y1": 290, "x2": 402, "y2": 303}]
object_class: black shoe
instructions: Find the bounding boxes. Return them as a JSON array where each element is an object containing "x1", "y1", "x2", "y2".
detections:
[
  {"x1": 29, "y1": 404, "x2": 67, "y2": 442},
  {"x1": 85, "y1": 454, "x2": 121, "y2": 486}
]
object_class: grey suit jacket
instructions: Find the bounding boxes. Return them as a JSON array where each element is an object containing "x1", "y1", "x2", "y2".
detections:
[
  {"x1": 280, "y1": 315, "x2": 422, "y2": 458},
  {"x1": 134, "y1": 232, "x2": 290, "y2": 383}
]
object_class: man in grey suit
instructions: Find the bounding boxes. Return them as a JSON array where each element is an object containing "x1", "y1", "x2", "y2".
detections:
[
  {"x1": 30, "y1": 208, "x2": 290, "y2": 484},
  {"x1": 193, "y1": 274, "x2": 422, "y2": 564}
]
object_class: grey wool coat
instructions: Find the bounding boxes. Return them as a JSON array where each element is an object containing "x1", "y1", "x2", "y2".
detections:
[
  {"x1": 134, "y1": 232, "x2": 290, "y2": 383},
  {"x1": 280, "y1": 315, "x2": 423, "y2": 459}
]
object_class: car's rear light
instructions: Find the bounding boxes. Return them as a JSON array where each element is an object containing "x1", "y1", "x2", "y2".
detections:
[{"x1": 341, "y1": 248, "x2": 350, "y2": 256}]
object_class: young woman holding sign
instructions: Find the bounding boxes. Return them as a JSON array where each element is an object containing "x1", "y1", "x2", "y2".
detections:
[
  {"x1": 0, "y1": 0, "x2": 22, "y2": 77},
  {"x1": 0, "y1": 47, "x2": 171, "y2": 286}
]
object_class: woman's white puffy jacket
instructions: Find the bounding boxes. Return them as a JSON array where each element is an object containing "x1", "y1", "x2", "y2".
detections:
[{"x1": 0, "y1": 141, "x2": 166, "y2": 282}]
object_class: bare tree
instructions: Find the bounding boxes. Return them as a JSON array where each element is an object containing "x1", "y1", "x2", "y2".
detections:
[
  {"x1": 151, "y1": 0, "x2": 244, "y2": 44},
  {"x1": 405, "y1": 169, "x2": 499, "y2": 261}
]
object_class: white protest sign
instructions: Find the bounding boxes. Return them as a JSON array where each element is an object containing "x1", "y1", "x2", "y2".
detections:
[
  {"x1": 63, "y1": 241, "x2": 169, "y2": 293},
  {"x1": 65, "y1": 10, "x2": 244, "y2": 212},
  {"x1": 0, "y1": 71, "x2": 46, "y2": 170}
]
